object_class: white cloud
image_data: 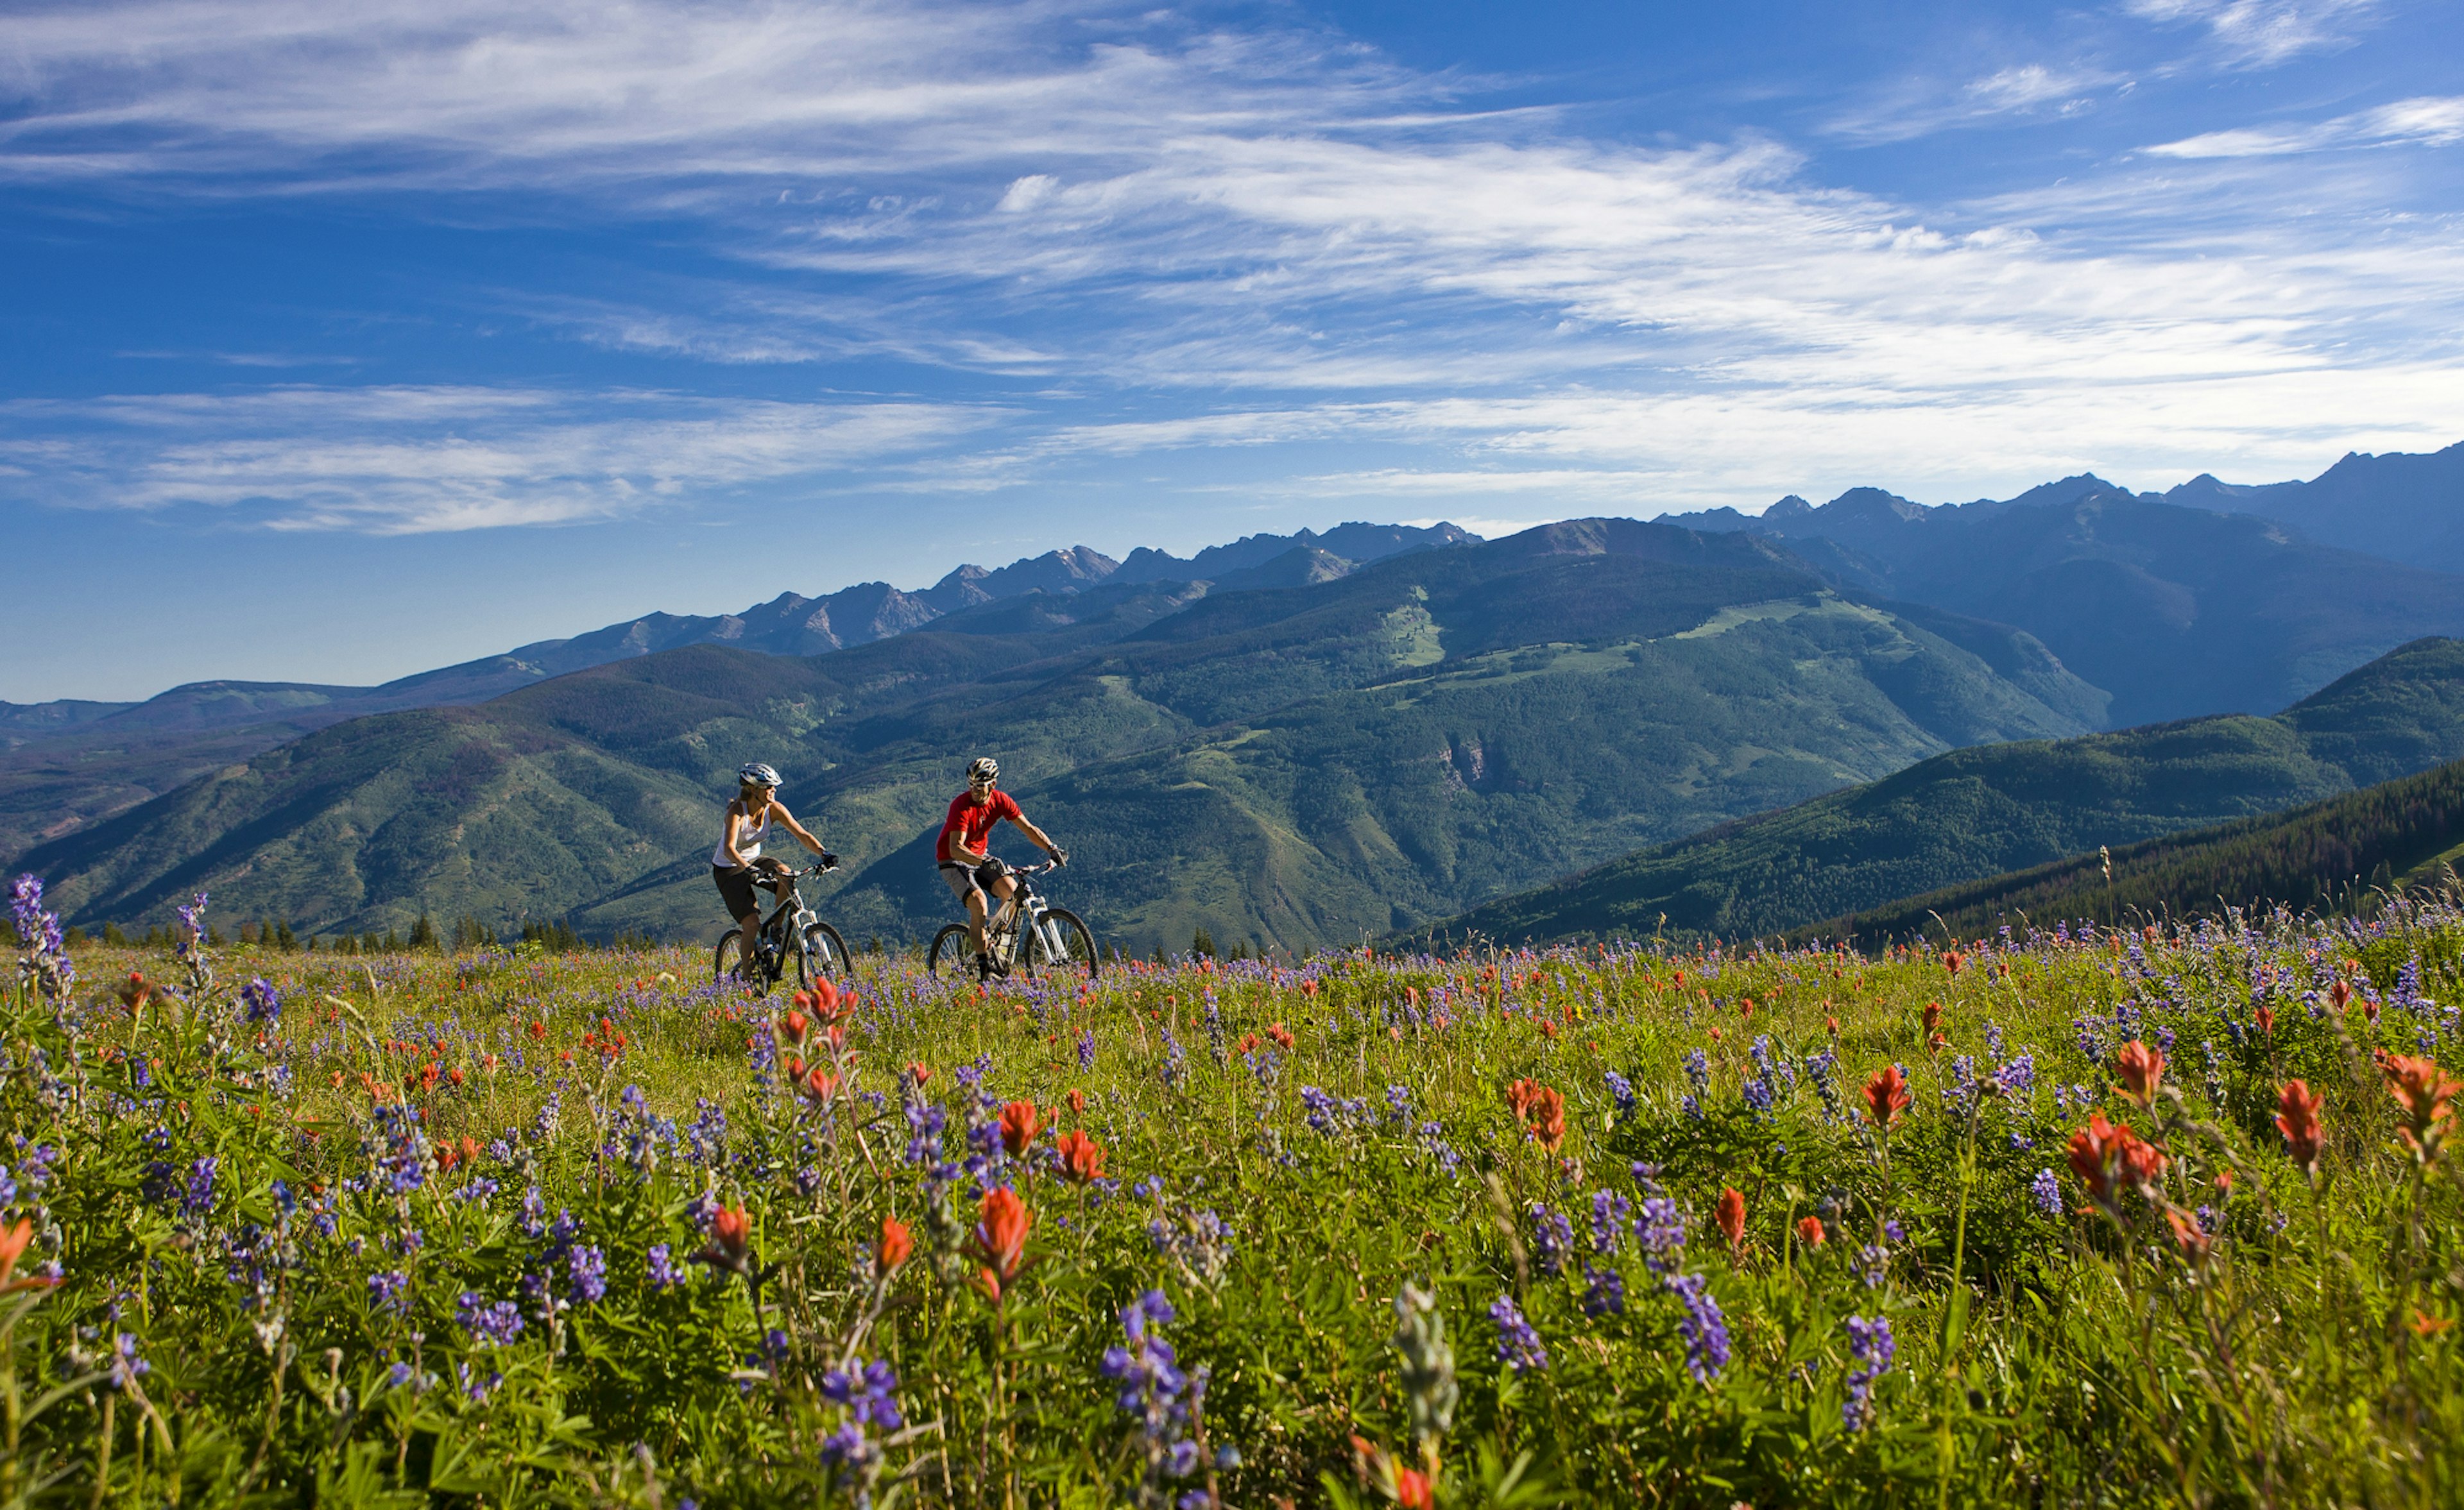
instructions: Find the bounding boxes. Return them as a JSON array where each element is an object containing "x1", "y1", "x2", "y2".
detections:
[
  {"x1": 1826, "y1": 63, "x2": 2128, "y2": 144},
  {"x1": 0, "y1": 386, "x2": 1003, "y2": 532},
  {"x1": 2146, "y1": 94, "x2": 2464, "y2": 157},
  {"x1": 0, "y1": 0, "x2": 2456, "y2": 529},
  {"x1": 2125, "y1": 0, "x2": 2381, "y2": 67}
]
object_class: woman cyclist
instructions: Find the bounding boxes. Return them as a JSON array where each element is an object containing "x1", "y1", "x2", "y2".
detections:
[{"x1": 713, "y1": 762, "x2": 834, "y2": 973}]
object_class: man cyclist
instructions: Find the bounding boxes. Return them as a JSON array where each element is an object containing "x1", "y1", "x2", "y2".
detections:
[
  {"x1": 937, "y1": 756, "x2": 1065, "y2": 979},
  {"x1": 712, "y1": 762, "x2": 834, "y2": 976}
]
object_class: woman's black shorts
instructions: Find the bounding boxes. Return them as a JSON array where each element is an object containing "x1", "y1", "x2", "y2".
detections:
[{"x1": 713, "y1": 865, "x2": 763, "y2": 920}]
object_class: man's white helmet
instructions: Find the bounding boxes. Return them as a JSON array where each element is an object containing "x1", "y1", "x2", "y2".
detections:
[{"x1": 967, "y1": 756, "x2": 999, "y2": 785}]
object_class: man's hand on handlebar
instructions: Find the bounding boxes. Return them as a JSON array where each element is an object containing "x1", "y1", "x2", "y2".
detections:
[
  {"x1": 818, "y1": 851, "x2": 839, "y2": 870},
  {"x1": 1050, "y1": 845, "x2": 1068, "y2": 867}
]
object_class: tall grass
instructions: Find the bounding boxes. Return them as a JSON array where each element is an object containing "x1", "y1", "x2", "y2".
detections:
[{"x1": 3, "y1": 876, "x2": 2460, "y2": 1506}]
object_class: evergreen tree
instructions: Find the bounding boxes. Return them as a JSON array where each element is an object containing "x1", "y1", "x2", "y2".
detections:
[
  {"x1": 1191, "y1": 924, "x2": 1217, "y2": 960},
  {"x1": 409, "y1": 912, "x2": 440, "y2": 950}
]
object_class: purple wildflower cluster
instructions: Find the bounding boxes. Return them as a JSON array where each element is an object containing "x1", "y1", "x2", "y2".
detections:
[
  {"x1": 1843, "y1": 1314, "x2": 1895, "y2": 1430},
  {"x1": 1489, "y1": 1294, "x2": 1548, "y2": 1372},
  {"x1": 1100, "y1": 1290, "x2": 1213, "y2": 1500},
  {"x1": 819, "y1": 1357, "x2": 903, "y2": 1487}
]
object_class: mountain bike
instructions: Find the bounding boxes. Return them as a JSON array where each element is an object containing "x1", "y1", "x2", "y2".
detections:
[
  {"x1": 714, "y1": 861, "x2": 854, "y2": 990},
  {"x1": 926, "y1": 859, "x2": 1098, "y2": 979}
]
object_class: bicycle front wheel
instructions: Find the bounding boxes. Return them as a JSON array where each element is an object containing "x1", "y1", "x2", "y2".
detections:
[
  {"x1": 798, "y1": 921, "x2": 853, "y2": 987},
  {"x1": 714, "y1": 929, "x2": 748, "y2": 985},
  {"x1": 1025, "y1": 908, "x2": 1099, "y2": 978},
  {"x1": 926, "y1": 924, "x2": 973, "y2": 980}
]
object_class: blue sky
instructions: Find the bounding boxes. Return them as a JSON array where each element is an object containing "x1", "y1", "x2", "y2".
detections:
[{"x1": 3, "y1": 0, "x2": 2460, "y2": 701}]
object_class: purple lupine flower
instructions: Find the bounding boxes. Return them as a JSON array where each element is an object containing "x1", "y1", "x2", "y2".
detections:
[
  {"x1": 1100, "y1": 1289, "x2": 1211, "y2": 1488},
  {"x1": 456, "y1": 1293, "x2": 525, "y2": 1345},
  {"x1": 820, "y1": 1358, "x2": 904, "y2": 1429},
  {"x1": 1634, "y1": 1196, "x2": 1686, "y2": 1271},
  {"x1": 1604, "y1": 1070, "x2": 1635, "y2": 1120},
  {"x1": 2030, "y1": 1169, "x2": 2063, "y2": 1216},
  {"x1": 647, "y1": 1243, "x2": 683, "y2": 1289},
  {"x1": 1664, "y1": 1271, "x2": 1729, "y2": 1383},
  {"x1": 368, "y1": 1270, "x2": 411, "y2": 1317},
  {"x1": 1589, "y1": 1189, "x2": 1630, "y2": 1255},
  {"x1": 566, "y1": 1244, "x2": 608, "y2": 1305},
  {"x1": 182, "y1": 1157, "x2": 218, "y2": 1220},
  {"x1": 1580, "y1": 1263, "x2": 1625, "y2": 1318},
  {"x1": 1078, "y1": 1031, "x2": 1097, "y2": 1070},
  {"x1": 1528, "y1": 1203, "x2": 1574, "y2": 1278},
  {"x1": 1489, "y1": 1294, "x2": 1548, "y2": 1372},
  {"x1": 459, "y1": 1362, "x2": 502, "y2": 1402},
  {"x1": 240, "y1": 978, "x2": 282, "y2": 1024},
  {"x1": 108, "y1": 1334, "x2": 149, "y2": 1390},
  {"x1": 1992, "y1": 1052, "x2": 2036, "y2": 1099},
  {"x1": 1843, "y1": 1314, "x2": 1895, "y2": 1430},
  {"x1": 11, "y1": 875, "x2": 75, "y2": 1001}
]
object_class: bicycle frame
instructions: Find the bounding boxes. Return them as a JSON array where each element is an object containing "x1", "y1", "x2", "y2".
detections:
[{"x1": 984, "y1": 863, "x2": 1068, "y2": 971}]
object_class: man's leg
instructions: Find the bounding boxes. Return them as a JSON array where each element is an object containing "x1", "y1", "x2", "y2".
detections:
[{"x1": 966, "y1": 887, "x2": 990, "y2": 956}]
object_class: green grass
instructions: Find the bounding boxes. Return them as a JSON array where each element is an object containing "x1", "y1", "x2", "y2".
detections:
[{"x1": 5, "y1": 878, "x2": 2463, "y2": 1506}]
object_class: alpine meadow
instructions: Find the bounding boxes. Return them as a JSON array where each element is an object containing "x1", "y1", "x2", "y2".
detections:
[{"x1": 10, "y1": 0, "x2": 2464, "y2": 1504}]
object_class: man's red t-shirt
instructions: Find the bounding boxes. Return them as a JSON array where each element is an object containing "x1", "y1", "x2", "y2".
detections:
[{"x1": 938, "y1": 789, "x2": 1022, "y2": 863}]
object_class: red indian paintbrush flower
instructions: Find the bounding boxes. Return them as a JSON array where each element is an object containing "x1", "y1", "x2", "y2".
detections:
[
  {"x1": 1525, "y1": 1086, "x2": 1566, "y2": 1150},
  {"x1": 705, "y1": 1201, "x2": 752, "y2": 1274},
  {"x1": 1396, "y1": 1468, "x2": 1435, "y2": 1509},
  {"x1": 2379, "y1": 1051, "x2": 2461, "y2": 1162},
  {"x1": 2275, "y1": 1080, "x2": 2325, "y2": 1178},
  {"x1": 1922, "y1": 1001, "x2": 1942, "y2": 1037},
  {"x1": 999, "y1": 1099, "x2": 1041, "y2": 1157},
  {"x1": 2114, "y1": 1040, "x2": 2166, "y2": 1109},
  {"x1": 1066, "y1": 1088, "x2": 1087, "y2": 1117},
  {"x1": 1795, "y1": 1214, "x2": 1826, "y2": 1249},
  {"x1": 1861, "y1": 1065, "x2": 1912, "y2": 1130},
  {"x1": 117, "y1": 972, "x2": 151, "y2": 1012},
  {"x1": 1056, "y1": 1128, "x2": 1107, "y2": 1183},
  {"x1": 2327, "y1": 979, "x2": 2353, "y2": 1014},
  {"x1": 876, "y1": 1214, "x2": 913, "y2": 1275},
  {"x1": 1715, "y1": 1187, "x2": 1746, "y2": 1252},
  {"x1": 2255, "y1": 1004, "x2": 2276, "y2": 1037},
  {"x1": 2066, "y1": 1114, "x2": 2129, "y2": 1207},
  {"x1": 1942, "y1": 949, "x2": 1967, "y2": 978},
  {"x1": 777, "y1": 1009, "x2": 810, "y2": 1049},
  {"x1": 970, "y1": 1187, "x2": 1033, "y2": 1301},
  {"x1": 0, "y1": 1217, "x2": 53, "y2": 1293}
]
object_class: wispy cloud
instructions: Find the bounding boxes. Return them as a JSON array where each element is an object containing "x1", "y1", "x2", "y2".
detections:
[
  {"x1": 0, "y1": 386, "x2": 1003, "y2": 532},
  {"x1": 2146, "y1": 94, "x2": 2464, "y2": 157},
  {"x1": 1824, "y1": 63, "x2": 2130, "y2": 144},
  {"x1": 2125, "y1": 0, "x2": 2382, "y2": 67},
  {"x1": 0, "y1": 0, "x2": 2456, "y2": 527}
]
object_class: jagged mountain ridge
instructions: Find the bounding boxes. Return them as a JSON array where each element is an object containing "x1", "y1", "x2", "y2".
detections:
[
  {"x1": 1664, "y1": 475, "x2": 2464, "y2": 726},
  {"x1": 0, "y1": 520, "x2": 1477, "y2": 863},
  {"x1": 23, "y1": 518, "x2": 2114, "y2": 954}
]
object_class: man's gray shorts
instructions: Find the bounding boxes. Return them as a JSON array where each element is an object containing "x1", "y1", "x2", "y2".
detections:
[{"x1": 939, "y1": 859, "x2": 1005, "y2": 904}]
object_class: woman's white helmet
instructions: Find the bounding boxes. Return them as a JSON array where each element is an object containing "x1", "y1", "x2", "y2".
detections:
[
  {"x1": 967, "y1": 756, "x2": 999, "y2": 785},
  {"x1": 738, "y1": 761, "x2": 783, "y2": 790}
]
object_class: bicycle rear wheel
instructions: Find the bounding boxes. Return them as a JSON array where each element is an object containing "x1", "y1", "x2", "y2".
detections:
[
  {"x1": 1025, "y1": 908, "x2": 1099, "y2": 977},
  {"x1": 926, "y1": 924, "x2": 973, "y2": 980},
  {"x1": 714, "y1": 929, "x2": 748, "y2": 985},
  {"x1": 797, "y1": 921, "x2": 853, "y2": 987}
]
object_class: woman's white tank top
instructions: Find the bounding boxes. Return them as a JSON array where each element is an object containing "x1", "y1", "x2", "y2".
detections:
[{"x1": 712, "y1": 801, "x2": 773, "y2": 867}]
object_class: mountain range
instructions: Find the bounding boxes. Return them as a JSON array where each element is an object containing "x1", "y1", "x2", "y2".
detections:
[
  {"x1": 0, "y1": 523, "x2": 1473, "y2": 863},
  {"x1": 12, "y1": 441, "x2": 2463, "y2": 953}
]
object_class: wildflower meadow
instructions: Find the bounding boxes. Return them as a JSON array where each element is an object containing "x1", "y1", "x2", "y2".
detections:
[{"x1": 4, "y1": 872, "x2": 2462, "y2": 1506}]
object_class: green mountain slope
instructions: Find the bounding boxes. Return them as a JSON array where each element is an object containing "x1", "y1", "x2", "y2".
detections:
[
  {"x1": 23, "y1": 520, "x2": 2107, "y2": 954},
  {"x1": 1417, "y1": 637, "x2": 2464, "y2": 946},
  {"x1": 1808, "y1": 754, "x2": 2464, "y2": 946}
]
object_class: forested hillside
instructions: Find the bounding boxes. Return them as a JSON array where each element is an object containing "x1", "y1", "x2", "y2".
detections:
[{"x1": 1421, "y1": 637, "x2": 2464, "y2": 946}]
